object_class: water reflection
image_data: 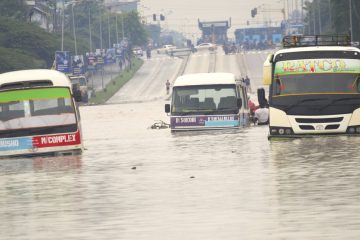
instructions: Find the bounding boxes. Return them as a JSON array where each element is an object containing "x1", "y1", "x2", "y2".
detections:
[
  {"x1": 1, "y1": 102, "x2": 360, "y2": 240},
  {"x1": 269, "y1": 137, "x2": 360, "y2": 237},
  {"x1": 0, "y1": 155, "x2": 82, "y2": 174}
]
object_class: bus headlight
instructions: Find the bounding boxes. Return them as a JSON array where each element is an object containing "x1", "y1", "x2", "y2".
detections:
[
  {"x1": 270, "y1": 127, "x2": 293, "y2": 136},
  {"x1": 347, "y1": 126, "x2": 360, "y2": 134}
]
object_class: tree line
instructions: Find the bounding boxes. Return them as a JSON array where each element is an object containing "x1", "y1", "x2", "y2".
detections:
[
  {"x1": 303, "y1": 0, "x2": 360, "y2": 42},
  {"x1": 0, "y1": 0, "x2": 148, "y2": 73}
]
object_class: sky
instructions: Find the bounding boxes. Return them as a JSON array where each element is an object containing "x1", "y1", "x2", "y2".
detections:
[{"x1": 140, "y1": 0, "x2": 304, "y2": 41}]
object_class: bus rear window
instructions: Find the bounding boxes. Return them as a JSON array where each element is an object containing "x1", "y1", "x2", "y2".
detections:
[{"x1": 0, "y1": 88, "x2": 76, "y2": 131}]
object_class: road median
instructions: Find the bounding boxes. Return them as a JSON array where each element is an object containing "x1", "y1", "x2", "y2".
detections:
[{"x1": 89, "y1": 58, "x2": 144, "y2": 105}]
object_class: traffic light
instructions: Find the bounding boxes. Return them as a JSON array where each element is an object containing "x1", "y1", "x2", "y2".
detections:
[
  {"x1": 153, "y1": 14, "x2": 156, "y2": 21},
  {"x1": 251, "y1": 8, "x2": 257, "y2": 18},
  {"x1": 160, "y1": 14, "x2": 165, "y2": 21}
]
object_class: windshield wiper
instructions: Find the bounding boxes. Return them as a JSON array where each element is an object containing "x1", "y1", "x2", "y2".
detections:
[
  {"x1": 320, "y1": 97, "x2": 360, "y2": 111},
  {"x1": 284, "y1": 98, "x2": 327, "y2": 113}
]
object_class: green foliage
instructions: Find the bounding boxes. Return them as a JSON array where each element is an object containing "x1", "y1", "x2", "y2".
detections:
[
  {"x1": 0, "y1": 17, "x2": 61, "y2": 63},
  {"x1": 0, "y1": 0, "x2": 27, "y2": 20},
  {"x1": 0, "y1": 47, "x2": 46, "y2": 73},
  {"x1": 0, "y1": 1, "x2": 148, "y2": 73},
  {"x1": 64, "y1": 2, "x2": 148, "y2": 49},
  {"x1": 304, "y1": 0, "x2": 360, "y2": 41}
]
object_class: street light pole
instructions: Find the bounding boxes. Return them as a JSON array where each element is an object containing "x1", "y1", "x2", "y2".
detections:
[
  {"x1": 100, "y1": 10, "x2": 103, "y2": 49},
  {"x1": 121, "y1": 14, "x2": 125, "y2": 40},
  {"x1": 71, "y1": 4, "x2": 78, "y2": 55},
  {"x1": 115, "y1": 15, "x2": 119, "y2": 44},
  {"x1": 61, "y1": 1, "x2": 65, "y2": 51},
  {"x1": 108, "y1": 13, "x2": 111, "y2": 48},
  {"x1": 317, "y1": 0, "x2": 322, "y2": 34},
  {"x1": 349, "y1": 0, "x2": 353, "y2": 42},
  {"x1": 89, "y1": 7, "x2": 92, "y2": 52}
]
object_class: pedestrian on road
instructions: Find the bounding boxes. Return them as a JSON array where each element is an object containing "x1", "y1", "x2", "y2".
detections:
[
  {"x1": 254, "y1": 104, "x2": 269, "y2": 125},
  {"x1": 244, "y1": 75, "x2": 251, "y2": 93},
  {"x1": 118, "y1": 59, "x2": 123, "y2": 70},
  {"x1": 166, "y1": 80, "x2": 171, "y2": 94}
]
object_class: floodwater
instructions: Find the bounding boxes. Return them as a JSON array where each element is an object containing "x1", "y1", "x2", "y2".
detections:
[{"x1": 1, "y1": 51, "x2": 360, "y2": 239}]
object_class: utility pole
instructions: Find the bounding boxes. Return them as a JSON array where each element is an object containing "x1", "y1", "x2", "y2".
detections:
[
  {"x1": 71, "y1": 4, "x2": 77, "y2": 55},
  {"x1": 313, "y1": 6, "x2": 316, "y2": 35},
  {"x1": 108, "y1": 13, "x2": 111, "y2": 48},
  {"x1": 328, "y1": 0, "x2": 332, "y2": 25},
  {"x1": 61, "y1": 2, "x2": 64, "y2": 51},
  {"x1": 100, "y1": 10, "x2": 103, "y2": 49},
  {"x1": 121, "y1": 14, "x2": 125, "y2": 40},
  {"x1": 317, "y1": 0, "x2": 322, "y2": 34},
  {"x1": 349, "y1": 0, "x2": 353, "y2": 42},
  {"x1": 89, "y1": 7, "x2": 92, "y2": 52},
  {"x1": 115, "y1": 15, "x2": 119, "y2": 44}
]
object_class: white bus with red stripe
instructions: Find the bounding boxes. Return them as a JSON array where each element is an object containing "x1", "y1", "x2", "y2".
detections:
[{"x1": 0, "y1": 69, "x2": 83, "y2": 157}]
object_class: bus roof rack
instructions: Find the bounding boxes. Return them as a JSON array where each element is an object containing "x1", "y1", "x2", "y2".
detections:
[{"x1": 282, "y1": 35, "x2": 351, "y2": 48}]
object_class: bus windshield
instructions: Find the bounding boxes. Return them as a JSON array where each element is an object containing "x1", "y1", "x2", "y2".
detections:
[
  {"x1": 0, "y1": 87, "x2": 76, "y2": 132},
  {"x1": 273, "y1": 58, "x2": 360, "y2": 96},
  {"x1": 171, "y1": 84, "x2": 238, "y2": 115}
]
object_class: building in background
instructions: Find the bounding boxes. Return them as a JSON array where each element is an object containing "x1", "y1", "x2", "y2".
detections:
[
  {"x1": 26, "y1": 0, "x2": 53, "y2": 32},
  {"x1": 104, "y1": 0, "x2": 139, "y2": 13},
  {"x1": 234, "y1": 26, "x2": 282, "y2": 49},
  {"x1": 198, "y1": 19, "x2": 231, "y2": 45}
]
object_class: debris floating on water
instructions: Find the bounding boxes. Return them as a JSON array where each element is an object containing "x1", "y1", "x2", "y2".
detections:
[{"x1": 149, "y1": 120, "x2": 170, "y2": 130}]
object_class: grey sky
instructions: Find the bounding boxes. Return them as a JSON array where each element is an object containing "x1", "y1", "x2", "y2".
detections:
[{"x1": 140, "y1": 0, "x2": 302, "y2": 40}]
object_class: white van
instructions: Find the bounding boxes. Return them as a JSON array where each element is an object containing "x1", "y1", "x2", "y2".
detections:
[{"x1": 0, "y1": 69, "x2": 83, "y2": 157}]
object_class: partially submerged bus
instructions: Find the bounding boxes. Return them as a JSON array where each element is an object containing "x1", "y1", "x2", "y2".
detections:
[
  {"x1": 165, "y1": 73, "x2": 250, "y2": 130},
  {"x1": 261, "y1": 35, "x2": 360, "y2": 138},
  {"x1": 0, "y1": 69, "x2": 83, "y2": 157}
]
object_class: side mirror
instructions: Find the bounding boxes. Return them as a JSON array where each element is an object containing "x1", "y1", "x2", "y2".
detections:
[
  {"x1": 263, "y1": 54, "x2": 273, "y2": 85},
  {"x1": 257, "y1": 88, "x2": 267, "y2": 106},
  {"x1": 165, "y1": 104, "x2": 171, "y2": 113},
  {"x1": 237, "y1": 98, "x2": 242, "y2": 108}
]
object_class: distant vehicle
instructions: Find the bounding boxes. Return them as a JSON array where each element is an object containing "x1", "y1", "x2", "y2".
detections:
[
  {"x1": 0, "y1": 69, "x2": 83, "y2": 157},
  {"x1": 194, "y1": 43, "x2": 216, "y2": 51},
  {"x1": 261, "y1": 34, "x2": 360, "y2": 138},
  {"x1": 132, "y1": 47, "x2": 143, "y2": 57},
  {"x1": 157, "y1": 45, "x2": 176, "y2": 54},
  {"x1": 146, "y1": 48, "x2": 151, "y2": 59},
  {"x1": 69, "y1": 75, "x2": 88, "y2": 103},
  {"x1": 165, "y1": 73, "x2": 250, "y2": 131}
]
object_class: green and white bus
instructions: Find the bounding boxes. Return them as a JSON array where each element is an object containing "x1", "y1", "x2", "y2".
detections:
[
  {"x1": 261, "y1": 35, "x2": 360, "y2": 138},
  {"x1": 0, "y1": 69, "x2": 83, "y2": 157}
]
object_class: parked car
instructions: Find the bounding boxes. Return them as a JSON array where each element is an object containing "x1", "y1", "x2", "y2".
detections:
[
  {"x1": 157, "y1": 45, "x2": 176, "y2": 54},
  {"x1": 69, "y1": 75, "x2": 88, "y2": 103},
  {"x1": 195, "y1": 42, "x2": 216, "y2": 51},
  {"x1": 132, "y1": 47, "x2": 144, "y2": 57}
]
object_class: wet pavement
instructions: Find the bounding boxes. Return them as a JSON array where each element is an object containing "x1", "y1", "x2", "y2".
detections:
[{"x1": 1, "y1": 50, "x2": 360, "y2": 240}]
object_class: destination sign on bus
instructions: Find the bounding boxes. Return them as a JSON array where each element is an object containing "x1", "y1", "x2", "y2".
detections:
[{"x1": 275, "y1": 59, "x2": 360, "y2": 75}]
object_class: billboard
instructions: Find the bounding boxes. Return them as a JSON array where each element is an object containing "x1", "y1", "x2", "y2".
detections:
[
  {"x1": 55, "y1": 51, "x2": 71, "y2": 73},
  {"x1": 72, "y1": 55, "x2": 85, "y2": 75}
]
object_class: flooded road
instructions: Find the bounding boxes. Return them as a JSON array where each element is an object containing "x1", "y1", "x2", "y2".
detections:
[{"x1": 1, "y1": 50, "x2": 360, "y2": 239}]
